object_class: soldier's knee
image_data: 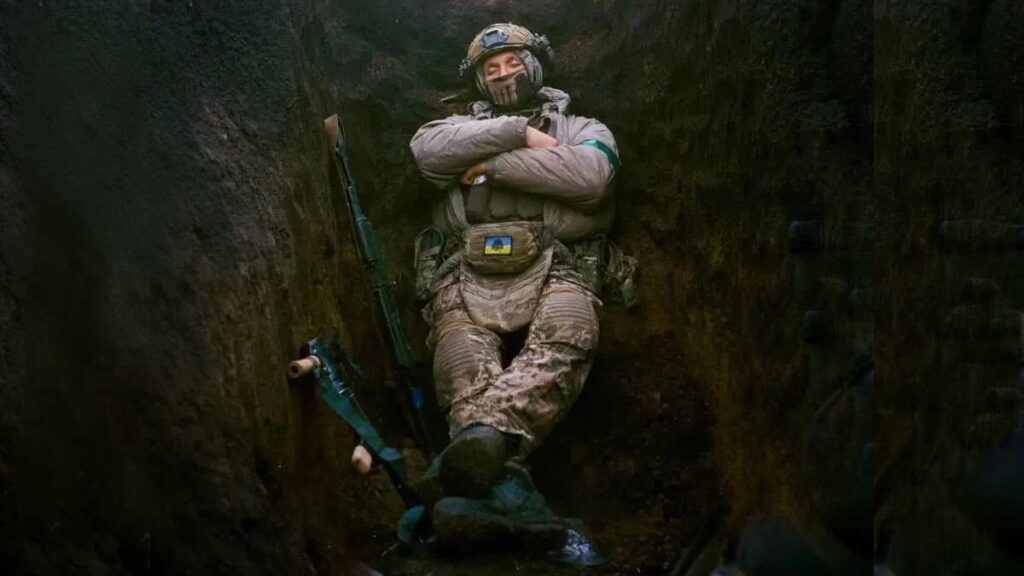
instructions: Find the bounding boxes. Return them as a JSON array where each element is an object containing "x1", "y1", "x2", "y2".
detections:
[
  {"x1": 530, "y1": 287, "x2": 600, "y2": 351},
  {"x1": 434, "y1": 316, "x2": 478, "y2": 345},
  {"x1": 433, "y1": 326, "x2": 500, "y2": 408},
  {"x1": 435, "y1": 322, "x2": 503, "y2": 375}
]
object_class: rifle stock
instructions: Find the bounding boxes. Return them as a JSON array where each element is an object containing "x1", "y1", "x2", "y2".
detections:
[{"x1": 293, "y1": 337, "x2": 422, "y2": 509}]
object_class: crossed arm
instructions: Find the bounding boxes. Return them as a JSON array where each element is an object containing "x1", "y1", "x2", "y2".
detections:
[{"x1": 409, "y1": 114, "x2": 618, "y2": 214}]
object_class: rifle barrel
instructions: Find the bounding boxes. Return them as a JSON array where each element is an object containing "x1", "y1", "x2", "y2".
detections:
[{"x1": 327, "y1": 114, "x2": 439, "y2": 456}]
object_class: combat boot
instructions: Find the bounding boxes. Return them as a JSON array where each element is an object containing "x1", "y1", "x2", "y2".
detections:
[
  {"x1": 431, "y1": 463, "x2": 603, "y2": 565},
  {"x1": 439, "y1": 424, "x2": 507, "y2": 498},
  {"x1": 433, "y1": 462, "x2": 559, "y2": 551},
  {"x1": 412, "y1": 455, "x2": 443, "y2": 505},
  {"x1": 432, "y1": 497, "x2": 515, "y2": 550}
]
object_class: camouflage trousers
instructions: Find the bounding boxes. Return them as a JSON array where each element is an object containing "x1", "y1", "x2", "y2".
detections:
[{"x1": 425, "y1": 276, "x2": 601, "y2": 455}]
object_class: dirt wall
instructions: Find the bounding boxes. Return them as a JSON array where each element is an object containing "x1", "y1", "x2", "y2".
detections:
[
  {"x1": 0, "y1": 2, "x2": 361, "y2": 574},
  {"x1": 875, "y1": 0, "x2": 1024, "y2": 572}
]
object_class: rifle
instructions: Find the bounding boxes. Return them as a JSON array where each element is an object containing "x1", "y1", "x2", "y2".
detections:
[
  {"x1": 288, "y1": 338, "x2": 421, "y2": 509},
  {"x1": 323, "y1": 114, "x2": 439, "y2": 457}
]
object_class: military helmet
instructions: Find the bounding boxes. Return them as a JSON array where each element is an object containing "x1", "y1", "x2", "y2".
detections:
[{"x1": 458, "y1": 23, "x2": 554, "y2": 80}]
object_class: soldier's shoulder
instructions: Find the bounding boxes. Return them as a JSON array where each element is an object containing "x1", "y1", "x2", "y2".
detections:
[
  {"x1": 560, "y1": 110, "x2": 608, "y2": 124},
  {"x1": 416, "y1": 113, "x2": 474, "y2": 131},
  {"x1": 559, "y1": 112, "x2": 614, "y2": 135}
]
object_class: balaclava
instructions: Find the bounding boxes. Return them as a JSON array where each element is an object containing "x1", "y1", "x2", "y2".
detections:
[{"x1": 475, "y1": 48, "x2": 544, "y2": 109}]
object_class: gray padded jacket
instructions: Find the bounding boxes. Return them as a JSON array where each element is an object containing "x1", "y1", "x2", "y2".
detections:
[{"x1": 409, "y1": 88, "x2": 618, "y2": 242}]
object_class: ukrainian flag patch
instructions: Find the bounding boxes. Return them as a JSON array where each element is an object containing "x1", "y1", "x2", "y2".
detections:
[{"x1": 483, "y1": 235, "x2": 513, "y2": 255}]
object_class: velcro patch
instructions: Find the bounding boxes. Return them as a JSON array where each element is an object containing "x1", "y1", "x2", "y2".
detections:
[{"x1": 483, "y1": 235, "x2": 513, "y2": 255}]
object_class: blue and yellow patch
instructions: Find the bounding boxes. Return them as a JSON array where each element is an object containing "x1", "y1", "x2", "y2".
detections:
[{"x1": 483, "y1": 236, "x2": 513, "y2": 255}]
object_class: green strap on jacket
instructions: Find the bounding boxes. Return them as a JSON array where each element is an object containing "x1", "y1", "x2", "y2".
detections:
[{"x1": 580, "y1": 139, "x2": 621, "y2": 174}]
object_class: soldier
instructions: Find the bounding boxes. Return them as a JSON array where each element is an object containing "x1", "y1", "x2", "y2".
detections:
[{"x1": 409, "y1": 23, "x2": 630, "y2": 505}]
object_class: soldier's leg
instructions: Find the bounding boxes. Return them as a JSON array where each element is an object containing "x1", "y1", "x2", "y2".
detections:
[
  {"x1": 473, "y1": 279, "x2": 601, "y2": 454},
  {"x1": 427, "y1": 282, "x2": 504, "y2": 436},
  {"x1": 424, "y1": 282, "x2": 511, "y2": 497}
]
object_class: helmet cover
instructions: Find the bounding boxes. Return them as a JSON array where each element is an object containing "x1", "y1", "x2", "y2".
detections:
[{"x1": 460, "y1": 23, "x2": 554, "y2": 106}]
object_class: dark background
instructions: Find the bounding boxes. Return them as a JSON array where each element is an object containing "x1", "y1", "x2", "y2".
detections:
[{"x1": 0, "y1": 1, "x2": 1020, "y2": 574}]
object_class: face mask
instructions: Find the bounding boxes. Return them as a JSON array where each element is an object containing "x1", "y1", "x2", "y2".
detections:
[
  {"x1": 483, "y1": 71, "x2": 536, "y2": 108},
  {"x1": 476, "y1": 49, "x2": 543, "y2": 108}
]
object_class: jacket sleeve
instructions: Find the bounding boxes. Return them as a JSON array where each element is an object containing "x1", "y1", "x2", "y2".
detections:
[
  {"x1": 409, "y1": 114, "x2": 529, "y2": 189},
  {"x1": 486, "y1": 116, "x2": 619, "y2": 214}
]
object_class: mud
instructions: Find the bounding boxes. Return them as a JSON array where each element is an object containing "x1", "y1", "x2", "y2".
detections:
[{"x1": 0, "y1": 0, "x2": 1021, "y2": 575}]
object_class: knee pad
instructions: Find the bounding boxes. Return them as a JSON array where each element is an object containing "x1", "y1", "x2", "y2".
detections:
[
  {"x1": 530, "y1": 288, "x2": 599, "y2": 351},
  {"x1": 435, "y1": 330, "x2": 490, "y2": 380},
  {"x1": 434, "y1": 327, "x2": 502, "y2": 409}
]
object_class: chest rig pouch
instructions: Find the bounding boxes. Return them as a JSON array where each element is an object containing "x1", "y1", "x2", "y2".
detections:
[{"x1": 459, "y1": 221, "x2": 553, "y2": 333}]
